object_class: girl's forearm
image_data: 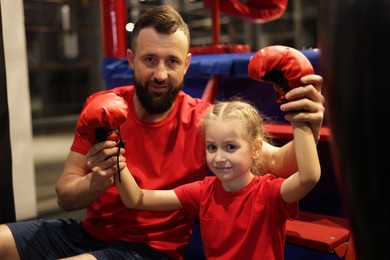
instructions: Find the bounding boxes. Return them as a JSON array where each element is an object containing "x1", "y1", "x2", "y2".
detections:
[
  {"x1": 292, "y1": 122, "x2": 321, "y2": 185},
  {"x1": 115, "y1": 167, "x2": 144, "y2": 208}
]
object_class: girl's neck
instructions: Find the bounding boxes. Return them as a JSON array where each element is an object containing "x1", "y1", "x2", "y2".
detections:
[{"x1": 221, "y1": 173, "x2": 255, "y2": 192}]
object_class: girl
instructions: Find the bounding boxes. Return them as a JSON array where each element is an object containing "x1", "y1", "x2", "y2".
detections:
[{"x1": 116, "y1": 99, "x2": 321, "y2": 259}]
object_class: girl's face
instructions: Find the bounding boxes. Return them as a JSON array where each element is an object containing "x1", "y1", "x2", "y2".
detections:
[{"x1": 205, "y1": 119, "x2": 254, "y2": 191}]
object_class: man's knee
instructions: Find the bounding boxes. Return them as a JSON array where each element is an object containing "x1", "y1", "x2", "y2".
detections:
[
  {"x1": 0, "y1": 224, "x2": 20, "y2": 260},
  {"x1": 58, "y1": 253, "x2": 97, "y2": 260}
]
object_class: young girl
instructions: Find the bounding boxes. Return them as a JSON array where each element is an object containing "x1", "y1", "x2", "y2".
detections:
[{"x1": 115, "y1": 99, "x2": 321, "y2": 259}]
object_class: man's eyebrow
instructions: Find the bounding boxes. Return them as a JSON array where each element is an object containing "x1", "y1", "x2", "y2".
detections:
[{"x1": 141, "y1": 52, "x2": 157, "y2": 57}]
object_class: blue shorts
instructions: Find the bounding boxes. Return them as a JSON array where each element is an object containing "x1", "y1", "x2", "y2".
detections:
[{"x1": 6, "y1": 218, "x2": 170, "y2": 260}]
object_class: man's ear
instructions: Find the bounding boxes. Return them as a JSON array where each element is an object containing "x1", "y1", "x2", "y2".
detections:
[
  {"x1": 127, "y1": 49, "x2": 135, "y2": 69},
  {"x1": 184, "y1": 52, "x2": 192, "y2": 74}
]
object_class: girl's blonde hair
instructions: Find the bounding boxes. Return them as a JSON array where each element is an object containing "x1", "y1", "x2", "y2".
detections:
[{"x1": 200, "y1": 98, "x2": 272, "y2": 175}]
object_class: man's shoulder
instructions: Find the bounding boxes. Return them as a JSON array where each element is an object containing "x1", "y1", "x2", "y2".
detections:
[
  {"x1": 88, "y1": 85, "x2": 133, "y2": 96},
  {"x1": 108, "y1": 85, "x2": 134, "y2": 95},
  {"x1": 178, "y1": 91, "x2": 211, "y2": 111},
  {"x1": 86, "y1": 85, "x2": 134, "y2": 103}
]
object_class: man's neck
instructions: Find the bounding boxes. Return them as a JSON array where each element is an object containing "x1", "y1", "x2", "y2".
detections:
[{"x1": 133, "y1": 93, "x2": 173, "y2": 122}]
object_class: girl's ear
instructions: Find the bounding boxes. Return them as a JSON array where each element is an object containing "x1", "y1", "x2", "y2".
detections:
[{"x1": 252, "y1": 138, "x2": 262, "y2": 160}]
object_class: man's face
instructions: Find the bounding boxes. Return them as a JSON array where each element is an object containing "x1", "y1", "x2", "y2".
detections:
[{"x1": 128, "y1": 28, "x2": 191, "y2": 114}]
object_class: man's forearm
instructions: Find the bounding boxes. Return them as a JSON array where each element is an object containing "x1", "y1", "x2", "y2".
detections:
[
  {"x1": 56, "y1": 173, "x2": 104, "y2": 211},
  {"x1": 263, "y1": 140, "x2": 298, "y2": 178}
]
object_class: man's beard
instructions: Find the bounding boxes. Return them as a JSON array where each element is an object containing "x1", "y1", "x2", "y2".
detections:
[{"x1": 134, "y1": 78, "x2": 181, "y2": 114}]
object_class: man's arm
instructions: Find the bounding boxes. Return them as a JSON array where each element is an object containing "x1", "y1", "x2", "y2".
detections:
[
  {"x1": 55, "y1": 141, "x2": 121, "y2": 211},
  {"x1": 264, "y1": 74, "x2": 324, "y2": 178},
  {"x1": 262, "y1": 141, "x2": 296, "y2": 178}
]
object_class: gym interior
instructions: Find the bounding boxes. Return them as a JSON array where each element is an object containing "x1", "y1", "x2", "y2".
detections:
[{"x1": 1, "y1": 1, "x2": 387, "y2": 259}]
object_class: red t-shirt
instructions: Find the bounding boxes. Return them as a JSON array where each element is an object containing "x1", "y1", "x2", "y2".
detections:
[
  {"x1": 174, "y1": 174, "x2": 299, "y2": 260},
  {"x1": 71, "y1": 86, "x2": 211, "y2": 259}
]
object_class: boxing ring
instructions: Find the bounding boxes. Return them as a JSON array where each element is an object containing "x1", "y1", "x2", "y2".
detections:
[{"x1": 99, "y1": 1, "x2": 358, "y2": 259}]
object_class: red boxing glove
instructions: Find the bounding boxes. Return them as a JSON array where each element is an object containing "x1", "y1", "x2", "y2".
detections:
[
  {"x1": 76, "y1": 92, "x2": 128, "y2": 145},
  {"x1": 203, "y1": 0, "x2": 287, "y2": 24},
  {"x1": 248, "y1": 45, "x2": 314, "y2": 104}
]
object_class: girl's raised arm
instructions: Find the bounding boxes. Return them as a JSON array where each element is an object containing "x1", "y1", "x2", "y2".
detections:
[{"x1": 280, "y1": 121, "x2": 321, "y2": 203}]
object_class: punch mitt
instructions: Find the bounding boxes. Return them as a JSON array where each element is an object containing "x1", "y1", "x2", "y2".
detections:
[
  {"x1": 248, "y1": 45, "x2": 314, "y2": 104},
  {"x1": 76, "y1": 92, "x2": 129, "y2": 145}
]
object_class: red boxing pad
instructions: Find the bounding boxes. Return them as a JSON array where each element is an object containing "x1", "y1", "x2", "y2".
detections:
[
  {"x1": 248, "y1": 45, "x2": 314, "y2": 104},
  {"x1": 76, "y1": 92, "x2": 129, "y2": 144},
  {"x1": 203, "y1": 0, "x2": 287, "y2": 23}
]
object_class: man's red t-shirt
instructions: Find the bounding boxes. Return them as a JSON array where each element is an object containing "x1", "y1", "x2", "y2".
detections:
[{"x1": 71, "y1": 86, "x2": 211, "y2": 259}]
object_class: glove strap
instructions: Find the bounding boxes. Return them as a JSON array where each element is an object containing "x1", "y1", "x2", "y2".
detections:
[
  {"x1": 94, "y1": 127, "x2": 126, "y2": 182},
  {"x1": 115, "y1": 129, "x2": 125, "y2": 183}
]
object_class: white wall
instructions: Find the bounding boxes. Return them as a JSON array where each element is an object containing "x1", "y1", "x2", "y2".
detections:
[{"x1": 1, "y1": 0, "x2": 37, "y2": 220}]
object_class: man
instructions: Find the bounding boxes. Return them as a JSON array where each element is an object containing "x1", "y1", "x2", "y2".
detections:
[{"x1": 0, "y1": 4, "x2": 325, "y2": 260}]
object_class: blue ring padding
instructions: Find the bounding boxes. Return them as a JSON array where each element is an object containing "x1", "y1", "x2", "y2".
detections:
[
  {"x1": 101, "y1": 49, "x2": 322, "y2": 123},
  {"x1": 101, "y1": 49, "x2": 320, "y2": 85}
]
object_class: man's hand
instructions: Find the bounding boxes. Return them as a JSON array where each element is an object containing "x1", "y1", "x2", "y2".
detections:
[
  {"x1": 281, "y1": 74, "x2": 325, "y2": 142},
  {"x1": 86, "y1": 140, "x2": 127, "y2": 192}
]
